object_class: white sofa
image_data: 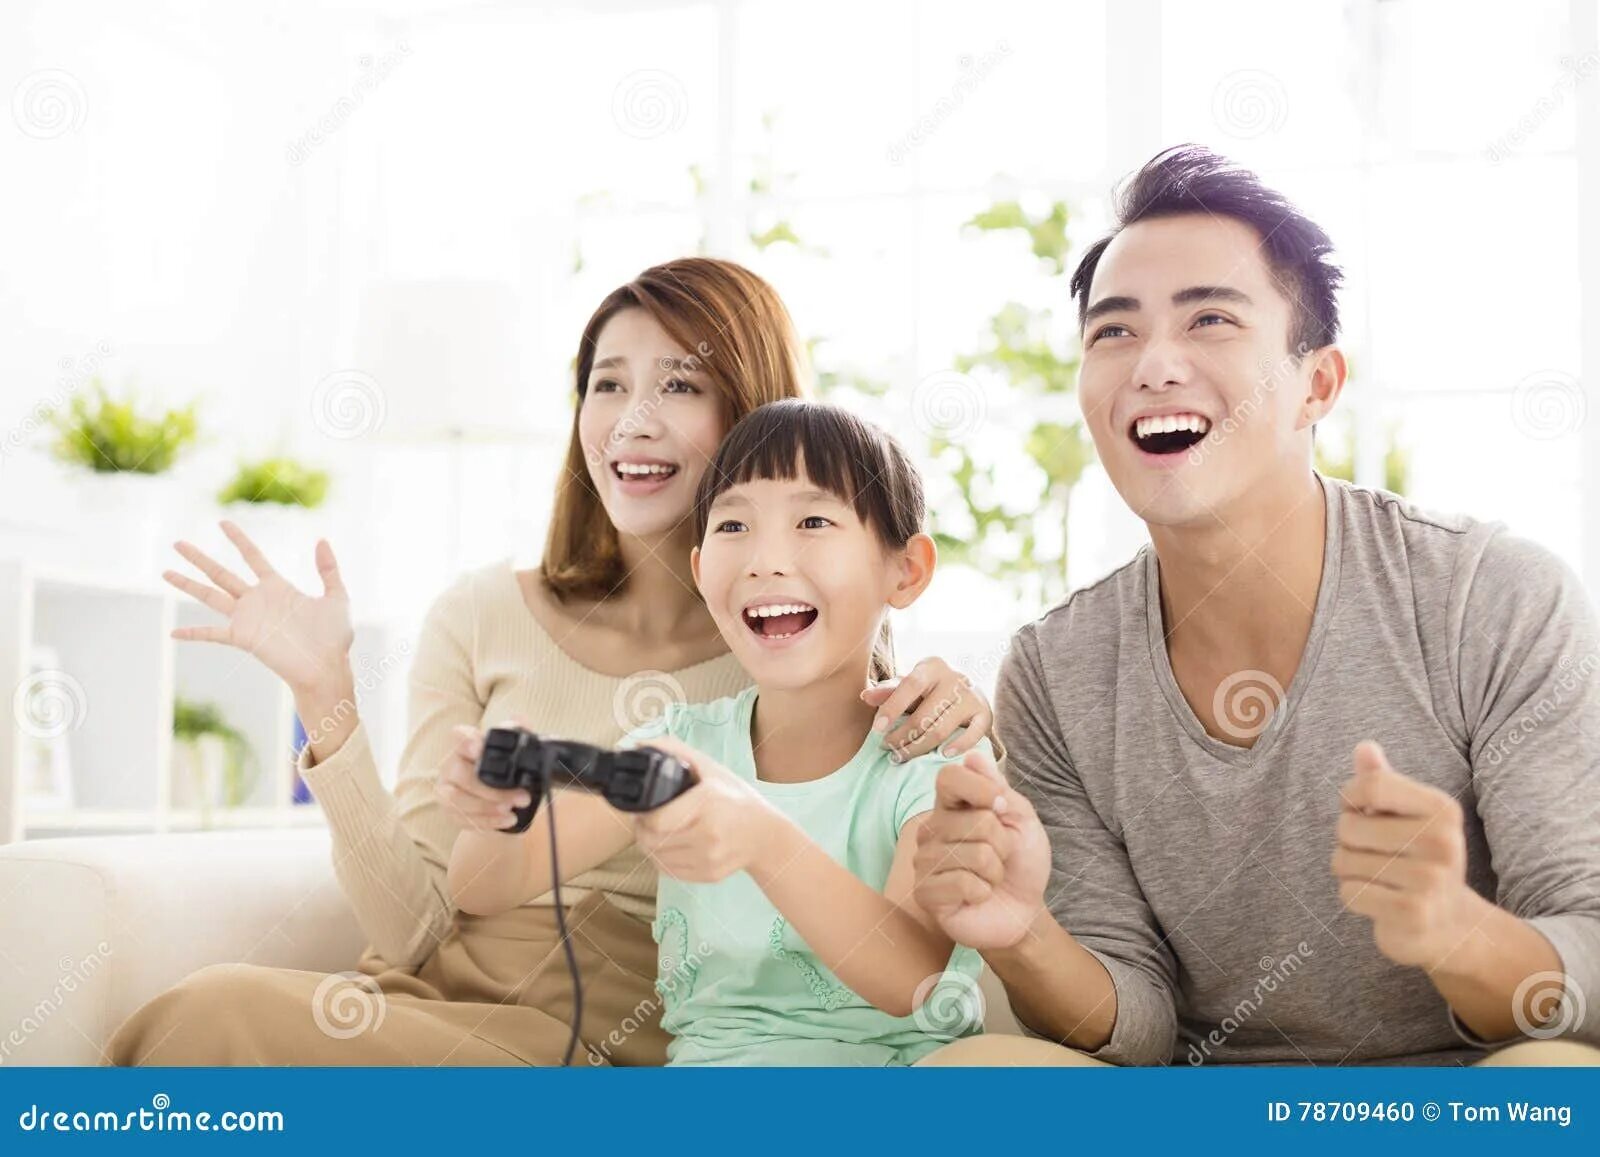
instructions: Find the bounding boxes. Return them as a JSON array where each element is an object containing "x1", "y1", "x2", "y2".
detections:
[
  {"x1": 0, "y1": 830, "x2": 365, "y2": 1065},
  {"x1": 0, "y1": 830, "x2": 1018, "y2": 1064}
]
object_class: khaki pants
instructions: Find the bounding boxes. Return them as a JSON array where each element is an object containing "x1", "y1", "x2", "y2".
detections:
[
  {"x1": 104, "y1": 892, "x2": 666, "y2": 1066},
  {"x1": 917, "y1": 1034, "x2": 1600, "y2": 1067}
]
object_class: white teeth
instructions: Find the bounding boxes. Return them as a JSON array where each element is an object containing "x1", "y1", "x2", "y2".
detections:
[
  {"x1": 615, "y1": 462, "x2": 676, "y2": 477},
  {"x1": 747, "y1": 602, "x2": 815, "y2": 618},
  {"x1": 1134, "y1": 413, "x2": 1211, "y2": 439}
]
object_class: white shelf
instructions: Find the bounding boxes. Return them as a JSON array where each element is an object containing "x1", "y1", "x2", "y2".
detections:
[
  {"x1": 172, "y1": 598, "x2": 295, "y2": 813},
  {"x1": 1, "y1": 556, "x2": 407, "y2": 844},
  {"x1": 31, "y1": 566, "x2": 172, "y2": 599},
  {"x1": 22, "y1": 806, "x2": 327, "y2": 835},
  {"x1": 25, "y1": 572, "x2": 172, "y2": 819},
  {"x1": 168, "y1": 806, "x2": 327, "y2": 830},
  {"x1": 22, "y1": 810, "x2": 161, "y2": 832}
]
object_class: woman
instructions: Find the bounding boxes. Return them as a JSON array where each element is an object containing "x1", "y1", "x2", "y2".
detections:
[{"x1": 106, "y1": 257, "x2": 994, "y2": 1066}]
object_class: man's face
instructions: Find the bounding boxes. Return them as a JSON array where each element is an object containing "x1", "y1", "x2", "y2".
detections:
[{"x1": 1076, "y1": 213, "x2": 1325, "y2": 529}]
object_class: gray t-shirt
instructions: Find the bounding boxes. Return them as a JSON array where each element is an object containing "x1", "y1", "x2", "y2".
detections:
[{"x1": 997, "y1": 475, "x2": 1600, "y2": 1065}]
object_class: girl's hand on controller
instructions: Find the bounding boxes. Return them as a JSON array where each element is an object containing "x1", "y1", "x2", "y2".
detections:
[
  {"x1": 861, "y1": 656, "x2": 994, "y2": 761},
  {"x1": 433, "y1": 720, "x2": 536, "y2": 833},
  {"x1": 631, "y1": 736, "x2": 789, "y2": 883}
]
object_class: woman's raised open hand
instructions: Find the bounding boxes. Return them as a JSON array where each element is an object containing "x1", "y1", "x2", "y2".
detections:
[{"x1": 163, "y1": 520, "x2": 355, "y2": 697}]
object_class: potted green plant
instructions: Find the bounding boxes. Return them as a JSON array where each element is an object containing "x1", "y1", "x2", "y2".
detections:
[
  {"x1": 798, "y1": 189, "x2": 1092, "y2": 610},
  {"x1": 1313, "y1": 411, "x2": 1411, "y2": 495},
  {"x1": 215, "y1": 455, "x2": 331, "y2": 571},
  {"x1": 938, "y1": 199, "x2": 1095, "y2": 607},
  {"x1": 51, "y1": 380, "x2": 199, "y2": 474},
  {"x1": 217, "y1": 456, "x2": 330, "y2": 508},
  {"x1": 171, "y1": 697, "x2": 257, "y2": 828},
  {"x1": 50, "y1": 381, "x2": 199, "y2": 573}
]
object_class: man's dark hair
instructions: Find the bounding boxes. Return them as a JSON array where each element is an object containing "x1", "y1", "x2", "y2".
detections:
[{"x1": 1070, "y1": 145, "x2": 1344, "y2": 355}]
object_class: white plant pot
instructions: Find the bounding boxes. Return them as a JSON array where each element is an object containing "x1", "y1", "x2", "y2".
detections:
[
  {"x1": 76, "y1": 470, "x2": 177, "y2": 577},
  {"x1": 217, "y1": 502, "x2": 319, "y2": 587},
  {"x1": 170, "y1": 734, "x2": 237, "y2": 823}
]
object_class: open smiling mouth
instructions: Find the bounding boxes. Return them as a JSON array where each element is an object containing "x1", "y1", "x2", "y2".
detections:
[
  {"x1": 741, "y1": 601, "x2": 819, "y2": 641},
  {"x1": 1130, "y1": 413, "x2": 1212, "y2": 456},
  {"x1": 612, "y1": 462, "x2": 678, "y2": 483}
]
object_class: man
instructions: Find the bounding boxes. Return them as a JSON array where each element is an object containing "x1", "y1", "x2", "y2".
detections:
[{"x1": 914, "y1": 146, "x2": 1600, "y2": 1065}]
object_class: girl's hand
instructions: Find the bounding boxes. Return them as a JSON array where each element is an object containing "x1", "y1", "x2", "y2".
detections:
[
  {"x1": 861, "y1": 656, "x2": 993, "y2": 761},
  {"x1": 630, "y1": 736, "x2": 789, "y2": 883},
  {"x1": 433, "y1": 721, "x2": 537, "y2": 834},
  {"x1": 163, "y1": 521, "x2": 354, "y2": 696}
]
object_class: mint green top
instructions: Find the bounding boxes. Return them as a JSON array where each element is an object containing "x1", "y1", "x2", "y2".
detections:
[{"x1": 622, "y1": 687, "x2": 986, "y2": 1066}]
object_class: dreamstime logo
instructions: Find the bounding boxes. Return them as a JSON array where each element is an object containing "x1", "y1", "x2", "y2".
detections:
[
  {"x1": 286, "y1": 42, "x2": 411, "y2": 165},
  {"x1": 14, "y1": 670, "x2": 88, "y2": 740},
  {"x1": 656, "y1": 936, "x2": 711, "y2": 998},
  {"x1": 1186, "y1": 343, "x2": 1312, "y2": 466},
  {"x1": 587, "y1": 938, "x2": 713, "y2": 1066},
  {"x1": 1513, "y1": 971, "x2": 1586, "y2": 1040},
  {"x1": 870, "y1": 641, "x2": 1010, "y2": 759},
  {"x1": 886, "y1": 42, "x2": 1012, "y2": 164},
  {"x1": 0, "y1": 941, "x2": 112, "y2": 1065},
  {"x1": 1, "y1": 340, "x2": 113, "y2": 475},
  {"x1": 912, "y1": 970, "x2": 986, "y2": 1037},
  {"x1": 299, "y1": 638, "x2": 414, "y2": 751},
  {"x1": 311, "y1": 971, "x2": 387, "y2": 1040},
  {"x1": 1510, "y1": 370, "x2": 1586, "y2": 441},
  {"x1": 612, "y1": 70, "x2": 687, "y2": 140},
  {"x1": 12, "y1": 69, "x2": 87, "y2": 139},
  {"x1": 1211, "y1": 70, "x2": 1288, "y2": 140},
  {"x1": 1187, "y1": 941, "x2": 1314, "y2": 1064},
  {"x1": 311, "y1": 369, "x2": 386, "y2": 440},
  {"x1": 911, "y1": 370, "x2": 987, "y2": 444},
  {"x1": 900, "y1": 674, "x2": 974, "y2": 749},
  {"x1": 958, "y1": 638, "x2": 1012, "y2": 697},
  {"x1": 585, "y1": 343, "x2": 715, "y2": 468},
  {"x1": 1212, "y1": 669, "x2": 1283, "y2": 742},
  {"x1": 1484, "y1": 650, "x2": 1598, "y2": 767},
  {"x1": 1478, "y1": 652, "x2": 1593, "y2": 768},
  {"x1": 1487, "y1": 53, "x2": 1599, "y2": 163},
  {"x1": 613, "y1": 670, "x2": 686, "y2": 732}
]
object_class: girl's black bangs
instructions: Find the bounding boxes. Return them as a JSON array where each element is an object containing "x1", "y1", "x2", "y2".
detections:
[{"x1": 696, "y1": 401, "x2": 890, "y2": 532}]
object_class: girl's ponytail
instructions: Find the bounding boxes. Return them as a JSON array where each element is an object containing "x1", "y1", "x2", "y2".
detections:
[{"x1": 869, "y1": 620, "x2": 896, "y2": 684}]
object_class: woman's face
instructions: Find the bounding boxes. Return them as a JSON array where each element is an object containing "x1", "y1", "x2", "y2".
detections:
[{"x1": 578, "y1": 307, "x2": 725, "y2": 541}]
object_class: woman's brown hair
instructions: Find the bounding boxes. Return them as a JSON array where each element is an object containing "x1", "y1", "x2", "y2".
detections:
[{"x1": 542, "y1": 257, "x2": 810, "y2": 602}]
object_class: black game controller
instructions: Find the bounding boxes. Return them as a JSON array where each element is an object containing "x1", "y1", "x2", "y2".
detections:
[{"x1": 475, "y1": 728, "x2": 696, "y2": 833}]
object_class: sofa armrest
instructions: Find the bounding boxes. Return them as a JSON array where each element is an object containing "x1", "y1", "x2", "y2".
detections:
[{"x1": 0, "y1": 829, "x2": 364, "y2": 1066}]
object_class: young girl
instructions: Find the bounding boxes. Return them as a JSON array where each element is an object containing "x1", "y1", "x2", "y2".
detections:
[
  {"x1": 449, "y1": 399, "x2": 992, "y2": 1066},
  {"x1": 118, "y1": 258, "x2": 990, "y2": 1068}
]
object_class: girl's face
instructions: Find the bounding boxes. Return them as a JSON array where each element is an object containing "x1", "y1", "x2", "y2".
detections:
[
  {"x1": 691, "y1": 467, "x2": 933, "y2": 690},
  {"x1": 579, "y1": 308, "x2": 725, "y2": 541}
]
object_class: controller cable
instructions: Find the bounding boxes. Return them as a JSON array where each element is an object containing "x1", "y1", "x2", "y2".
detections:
[{"x1": 541, "y1": 781, "x2": 583, "y2": 1067}]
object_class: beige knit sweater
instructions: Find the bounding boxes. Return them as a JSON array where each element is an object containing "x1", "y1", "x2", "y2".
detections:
[{"x1": 297, "y1": 561, "x2": 751, "y2": 971}]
